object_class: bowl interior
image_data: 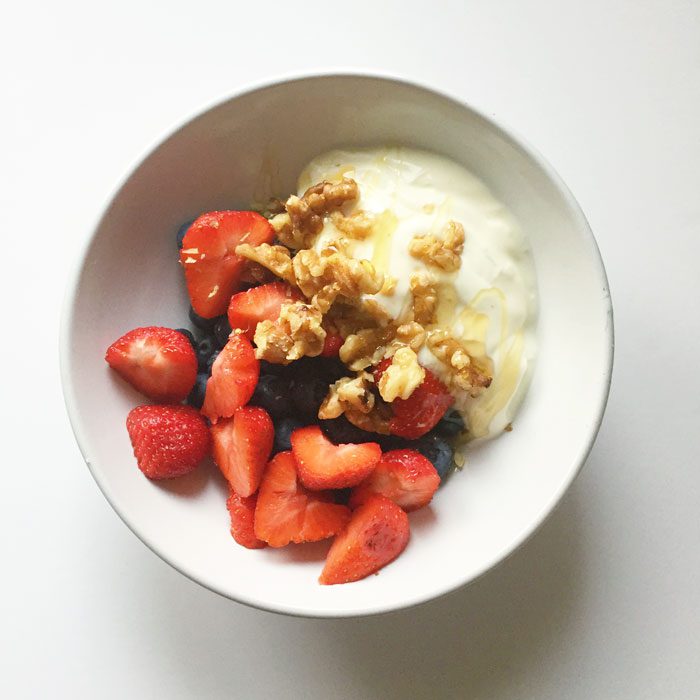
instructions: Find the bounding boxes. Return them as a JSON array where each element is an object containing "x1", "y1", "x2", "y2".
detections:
[{"x1": 62, "y1": 75, "x2": 612, "y2": 617}]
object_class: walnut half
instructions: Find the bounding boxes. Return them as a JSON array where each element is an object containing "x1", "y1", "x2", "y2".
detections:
[
  {"x1": 376, "y1": 347, "x2": 426, "y2": 402},
  {"x1": 409, "y1": 220, "x2": 465, "y2": 272}
]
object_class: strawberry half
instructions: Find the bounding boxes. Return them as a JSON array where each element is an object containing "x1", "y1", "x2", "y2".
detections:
[
  {"x1": 211, "y1": 406, "x2": 274, "y2": 497},
  {"x1": 227, "y1": 491, "x2": 266, "y2": 549},
  {"x1": 319, "y1": 494, "x2": 410, "y2": 585},
  {"x1": 202, "y1": 333, "x2": 259, "y2": 423},
  {"x1": 374, "y1": 359, "x2": 454, "y2": 439},
  {"x1": 349, "y1": 449, "x2": 440, "y2": 512},
  {"x1": 105, "y1": 326, "x2": 197, "y2": 402},
  {"x1": 254, "y1": 451, "x2": 351, "y2": 547},
  {"x1": 227, "y1": 281, "x2": 302, "y2": 340},
  {"x1": 126, "y1": 404, "x2": 211, "y2": 479},
  {"x1": 290, "y1": 425, "x2": 381, "y2": 490},
  {"x1": 180, "y1": 211, "x2": 274, "y2": 319}
]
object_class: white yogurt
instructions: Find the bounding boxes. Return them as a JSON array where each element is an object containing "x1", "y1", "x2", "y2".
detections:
[{"x1": 298, "y1": 147, "x2": 538, "y2": 441}]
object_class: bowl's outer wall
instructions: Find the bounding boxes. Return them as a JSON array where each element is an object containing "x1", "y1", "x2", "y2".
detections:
[{"x1": 62, "y1": 75, "x2": 612, "y2": 617}]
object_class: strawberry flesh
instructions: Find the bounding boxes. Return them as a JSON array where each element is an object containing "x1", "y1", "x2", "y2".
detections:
[
  {"x1": 319, "y1": 494, "x2": 410, "y2": 585},
  {"x1": 227, "y1": 491, "x2": 267, "y2": 549},
  {"x1": 227, "y1": 281, "x2": 302, "y2": 340}
]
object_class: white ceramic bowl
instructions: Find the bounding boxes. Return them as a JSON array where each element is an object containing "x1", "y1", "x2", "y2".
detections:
[{"x1": 61, "y1": 73, "x2": 613, "y2": 617}]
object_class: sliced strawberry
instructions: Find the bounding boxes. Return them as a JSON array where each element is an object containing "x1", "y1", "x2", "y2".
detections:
[
  {"x1": 226, "y1": 490, "x2": 266, "y2": 549},
  {"x1": 180, "y1": 211, "x2": 274, "y2": 319},
  {"x1": 227, "y1": 281, "x2": 302, "y2": 340},
  {"x1": 202, "y1": 333, "x2": 259, "y2": 423},
  {"x1": 105, "y1": 326, "x2": 197, "y2": 402},
  {"x1": 319, "y1": 495, "x2": 410, "y2": 585},
  {"x1": 254, "y1": 451, "x2": 350, "y2": 547},
  {"x1": 320, "y1": 332, "x2": 344, "y2": 357},
  {"x1": 126, "y1": 404, "x2": 211, "y2": 479},
  {"x1": 290, "y1": 425, "x2": 381, "y2": 490},
  {"x1": 211, "y1": 406, "x2": 274, "y2": 497},
  {"x1": 374, "y1": 359, "x2": 454, "y2": 439},
  {"x1": 349, "y1": 449, "x2": 440, "y2": 512}
]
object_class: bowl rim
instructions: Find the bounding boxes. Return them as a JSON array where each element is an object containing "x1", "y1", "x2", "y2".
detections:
[{"x1": 60, "y1": 69, "x2": 614, "y2": 618}]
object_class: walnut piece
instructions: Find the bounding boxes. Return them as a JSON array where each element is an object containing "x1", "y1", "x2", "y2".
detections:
[
  {"x1": 253, "y1": 301, "x2": 326, "y2": 364},
  {"x1": 270, "y1": 178, "x2": 359, "y2": 249},
  {"x1": 235, "y1": 243, "x2": 296, "y2": 285},
  {"x1": 409, "y1": 220, "x2": 465, "y2": 272},
  {"x1": 409, "y1": 271, "x2": 438, "y2": 325},
  {"x1": 377, "y1": 347, "x2": 426, "y2": 402},
  {"x1": 339, "y1": 320, "x2": 425, "y2": 371},
  {"x1": 292, "y1": 247, "x2": 384, "y2": 313},
  {"x1": 426, "y1": 329, "x2": 493, "y2": 397},
  {"x1": 239, "y1": 260, "x2": 275, "y2": 286},
  {"x1": 331, "y1": 210, "x2": 375, "y2": 239},
  {"x1": 318, "y1": 372, "x2": 375, "y2": 420}
]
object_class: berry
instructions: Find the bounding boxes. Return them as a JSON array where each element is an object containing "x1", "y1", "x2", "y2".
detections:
[
  {"x1": 319, "y1": 495, "x2": 410, "y2": 585},
  {"x1": 180, "y1": 211, "x2": 274, "y2": 319},
  {"x1": 195, "y1": 336, "x2": 217, "y2": 372},
  {"x1": 174, "y1": 327, "x2": 196, "y2": 348},
  {"x1": 320, "y1": 417, "x2": 373, "y2": 445},
  {"x1": 213, "y1": 316, "x2": 232, "y2": 348},
  {"x1": 435, "y1": 409, "x2": 466, "y2": 438},
  {"x1": 105, "y1": 326, "x2": 197, "y2": 403},
  {"x1": 413, "y1": 433, "x2": 455, "y2": 480},
  {"x1": 126, "y1": 404, "x2": 211, "y2": 479},
  {"x1": 189, "y1": 305, "x2": 217, "y2": 331},
  {"x1": 250, "y1": 374, "x2": 294, "y2": 418},
  {"x1": 206, "y1": 350, "x2": 220, "y2": 374},
  {"x1": 226, "y1": 491, "x2": 266, "y2": 549},
  {"x1": 374, "y1": 360, "x2": 454, "y2": 439},
  {"x1": 202, "y1": 334, "x2": 259, "y2": 423},
  {"x1": 291, "y1": 376, "x2": 330, "y2": 417},
  {"x1": 176, "y1": 220, "x2": 194, "y2": 249},
  {"x1": 290, "y1": 425, "x2": 381, "y2": 490},
  {"x1": 210, "y1": 407, "x2": 274, "y2": 497},
  {"x1": 320, "y1": 332, "x2": 343, "y2": 357},
  {"x1": 349, "y1": 449, "x2": 440, "y2": 512},
  {"x1": 272, "y1": 417, "x2": 304, "y2": 454},
  {"x1": 227, "y1": 282, "x2": 302, "y2": 340},
  {"x1": 187, "y1": 372, "x2": 208, "y2": 409},
  {"x1": 254, "y1": 451, "x2": 350, "y2": 547}
]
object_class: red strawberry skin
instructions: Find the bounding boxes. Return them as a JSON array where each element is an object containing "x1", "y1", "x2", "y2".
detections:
[
  {"x1": 319, "y1": 495, "x2": 410, "y2": 585},
  {"x1": 226, "y1": 491, "x2": 267, "y2": 549},
  {"x1": 228, "y1": 282, "x2": 302, "y2": 340},
  {"x1": 202, "y1": 333, "x2": 259, "y2": 423},
  {"x1": 180, "y1": 211, "x2": 274, "y2": 318},
  {"x1": 290, "y1": 425, "x2": 381, "y2": 490},
  {"x1": 254, "y1": 451, "x2": 350, "y2": 547},
  {"x1": 126, "y1": 404, "x2": 211, "y2": 479},
  {"x1": 320, "y1": 332, "x2": 344, "y2": 357},
  {"x1": 350, "y1": 449, "x2": 440, "y2": 512},
  {"x1": 374, "y1": 360, "x2": 454, "y2": 439},
  {"x1": 211, "y1": 407, "x2": 274, "y2": 497},
  {"x1": 105, "y1": 327, "x2": 197, "y2": 402}
]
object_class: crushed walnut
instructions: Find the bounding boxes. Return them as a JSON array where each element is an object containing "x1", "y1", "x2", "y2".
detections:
[
  {"x1": 270, "y1": 178, "x2": 359, "y2": 249},
  {"x1": 235, "y1": 243, "x2": 296, "y2": 285},
  {"x1": 292, "y1": 247, "x2": 384, "y2": 313},
  {"x1": 409, "y1": 220, "x2": 465, "y2": 272},
  {"x1": 253, "y1": 301, "x2": 326, "y2": 364},
  {"x1": 409, "y1": 271, "x2": 438, "y2": 326},
  {"x1": 340, "y1": 320, "x2": 425, "y2": 371},
  {"x1": 240, "y1": 260, "x2": 275, "y2": 286},
  {"x1": 377, "y1": 347, "x2": 426, "y2": 402},
  {"x1": 318, "y1": 372, "x2": 375, "y2": 420},
  {"x1": 427, "y1": 329, "x2": 493, "y2": 397},
  {"x1": 330, "y1": 210, "x2": 375, "y2": 239}
]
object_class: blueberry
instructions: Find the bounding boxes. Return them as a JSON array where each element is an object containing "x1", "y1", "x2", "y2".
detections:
[
  {"x1": 320, "y1": 417, "x2": 372, "y2": 445},
  {"x1": 250, "y1": 374, "x2": 294, "y2": 418},
  {"x1": 196, "y1": 336, "x2": 217, "y2": 372},
  {"x1": 272, "y1": 417, "x2": 304, "y2": 454},
  {"x1": 188, "y1": 306, "x2": 217, "y2": 331},
  {"x1": 413, "y1": 433, "x2": 455, "y2": 480},
  {"x1": 187, "y1": 372, "x2": 209, "y2": 409},
  {"x1": 174, "y1": 328, "x2": 196, "y2": 348},
  {"x1": 259, "y1": 360, "x2": 289, "y2": 377},
  {"x1": 291, "y1": 376, "x2": 331, "y2": 417},
  {"x1": 176, "y1": 220, "x2": 194, "y2": 249},
  {"x1": 206, "y1": 349, "x2": 220, "y2": 374},
  {"x1": 435, "y1": 409, "x2": 466, "y2": 438},
  {"x1": 287, "y1": 356, "x2": 347, "y2": 383},
  {"x1": 213, "y1": 316, "x2": 232, "y2": 348}
]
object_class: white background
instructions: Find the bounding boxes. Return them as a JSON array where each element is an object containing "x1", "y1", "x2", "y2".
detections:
[{"x1": 2, "y1": 1, "x2": 699, "y2": 698}]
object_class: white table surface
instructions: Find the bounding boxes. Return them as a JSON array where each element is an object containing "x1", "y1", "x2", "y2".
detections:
[{"x1": 3, "y1": 1, "x2": 699, "y2": 697}]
